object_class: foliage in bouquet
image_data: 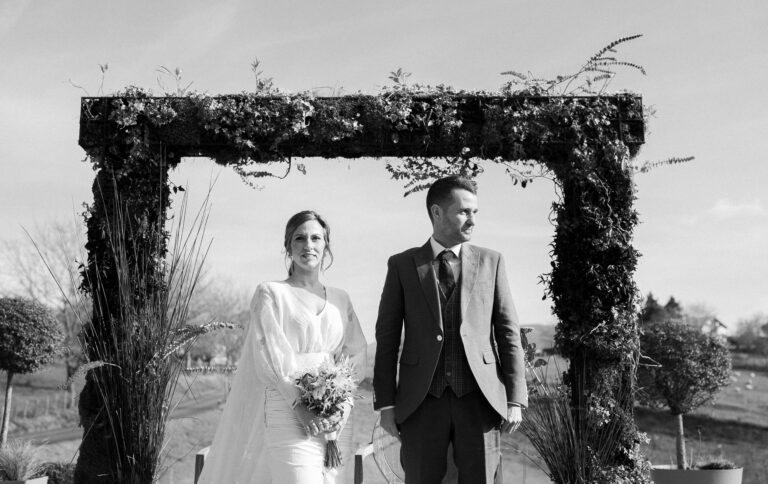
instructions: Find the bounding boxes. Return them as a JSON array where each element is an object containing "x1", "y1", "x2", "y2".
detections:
[{"x1": 294, "y1": 356, "x2": 358, "y2": 420}]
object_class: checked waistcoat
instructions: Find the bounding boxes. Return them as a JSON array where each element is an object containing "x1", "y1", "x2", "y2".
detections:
[{"x1": 427, "y1": 268, "x2": 479, "y2": 398}]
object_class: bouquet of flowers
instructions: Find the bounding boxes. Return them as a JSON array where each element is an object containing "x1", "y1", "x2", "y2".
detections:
[{"x1": 294, "y1": 356, "x2": 358, "y2": 468}]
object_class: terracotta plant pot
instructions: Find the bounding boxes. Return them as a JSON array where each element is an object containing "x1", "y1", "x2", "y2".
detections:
[{"x1": 651, "y1": 465, "x2": 743, "y2": 484}]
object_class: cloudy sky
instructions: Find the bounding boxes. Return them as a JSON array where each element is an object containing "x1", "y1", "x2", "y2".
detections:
[{"x1": 1, "y1": 0, "x2": 766, "y2": 340}]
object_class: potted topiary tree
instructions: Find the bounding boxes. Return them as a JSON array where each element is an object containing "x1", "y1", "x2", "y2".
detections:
[
  {"x1": 637, "y1": 319, "x2": 741, "y2": 484},
  {"x1": 0, "y1": 297, "x2": 63, "y2": 447}
]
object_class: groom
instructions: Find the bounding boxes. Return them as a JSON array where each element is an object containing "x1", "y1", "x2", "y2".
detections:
[{"x1": 373, "y1": 175, "x2": 527, "y2": 483}]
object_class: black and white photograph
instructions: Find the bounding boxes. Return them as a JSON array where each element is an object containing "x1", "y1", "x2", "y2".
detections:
[{"x1": 0, "y1": 1, "x2": 766, "y2": 483}]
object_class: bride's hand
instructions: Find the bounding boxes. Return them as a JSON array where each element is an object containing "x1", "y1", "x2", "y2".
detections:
[
  {"x1": 294, "y1": 403, "x2": 336, "y2": 436},
  {"x1": 294, "y1": 403, "x2": 321, "y2": 436},
  {"x1": 325, "y1": 400, "x2": 352, "y2": 435}
]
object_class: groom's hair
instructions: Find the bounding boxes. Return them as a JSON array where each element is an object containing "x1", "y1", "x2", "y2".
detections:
[{"x1": 426, "y1": 176, "x2": 478, "y2": 222}]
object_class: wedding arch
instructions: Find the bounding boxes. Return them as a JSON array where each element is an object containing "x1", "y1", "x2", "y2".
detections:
[{"x1": 75, "y1": 71, "x2": 648, "y2": 481}]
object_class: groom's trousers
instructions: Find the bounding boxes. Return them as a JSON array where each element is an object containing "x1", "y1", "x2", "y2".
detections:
[{"x1": 399, "y1": 388, "x2": 502, "y2": 484}]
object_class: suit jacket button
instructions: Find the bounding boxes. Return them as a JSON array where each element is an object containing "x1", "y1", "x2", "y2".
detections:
[{"x1": 436, "y1": 335, "x2": 443, "y2": 341}]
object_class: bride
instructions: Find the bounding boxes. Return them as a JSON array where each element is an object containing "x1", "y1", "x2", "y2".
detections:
[{"x1": 197, "y1": 210, "x2": 367, "y2": 484}]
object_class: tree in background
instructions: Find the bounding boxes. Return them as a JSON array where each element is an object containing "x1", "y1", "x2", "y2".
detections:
[
  {"x1": 0, "y1": 222, "x2": 88, "y2": 406},
  {"x1": 640, "y1": 292, "x2": 666, "y2": 326},
  {"x1": 640, "y1": 293, "x2": 684, "y2": 326},
  {"x1": 0, "y1": 297, "x2": 64, "y2": 446},
  {"x1": 184, "y1": 277, "x2": 248, "y2": 365},
  {"x1": 732, "y1": 312, "x2": 768, "y2": 354},
  {"x1": 663, "y1": 297, "x2": 683, "y2": 323},
  {"x1": 637, "y1": 320, "x2": 731, "y2": 469}
]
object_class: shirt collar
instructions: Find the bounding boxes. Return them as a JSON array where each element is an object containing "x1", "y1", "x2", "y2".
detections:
[{"x1": 430, "y1": 236, "x2": 462, "y2": 260}]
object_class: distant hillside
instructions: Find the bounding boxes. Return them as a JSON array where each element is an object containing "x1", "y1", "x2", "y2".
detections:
[{"x1": 362, "y1": 323, "x2": 556, "y2": 381}]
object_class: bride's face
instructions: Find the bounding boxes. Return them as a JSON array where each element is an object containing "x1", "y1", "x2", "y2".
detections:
[{"x1": 289, "y1": 220, "x2": 328, "y2": 273}]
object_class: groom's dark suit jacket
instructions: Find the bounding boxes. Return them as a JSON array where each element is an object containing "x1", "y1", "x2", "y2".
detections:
[{"x1": 373, "y1": 241, "x2": 527, "y2": 423}]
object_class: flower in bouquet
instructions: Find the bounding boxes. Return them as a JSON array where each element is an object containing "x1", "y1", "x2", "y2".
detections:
[{"x1": 293, "y1": 356, "x2": 359, "y2": 468}]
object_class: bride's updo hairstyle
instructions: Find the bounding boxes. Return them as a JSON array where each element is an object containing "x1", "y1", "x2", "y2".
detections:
[{"x1": 283, "y1": 210, "x2": 334, "y2": 275}]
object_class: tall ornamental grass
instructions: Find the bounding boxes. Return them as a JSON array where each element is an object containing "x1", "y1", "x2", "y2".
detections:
[{"x1": 49, "y1": 190, "x2": 234, "y2": 482}]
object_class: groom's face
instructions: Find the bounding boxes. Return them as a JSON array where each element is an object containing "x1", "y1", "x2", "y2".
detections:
[{"x1": 432, "y1": 188, "x2": 478, "y2": 246}]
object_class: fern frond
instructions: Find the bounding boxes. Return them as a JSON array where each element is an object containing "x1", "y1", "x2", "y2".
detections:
[
  {"x1": 587, "y1": 34, "x2": 643, "y2": 64},
  {"x1": 583, "y1": 67, "x2": 615, "y2": 75},
  {"x1": 591, "y1": 74, "x2": 613, "y2": 82},
  {"x1": 591, "y1": 61, "x2": 646, "y2": 75},
  {"x1": 500, "y1": 71, "x2": 529, "y2": 80},
  {"x1": 404, "y1": 182, "x2": 432, "y2": 197},
  {"x1": 635, "y1": 156, "x2": 694, "y2": 173}
]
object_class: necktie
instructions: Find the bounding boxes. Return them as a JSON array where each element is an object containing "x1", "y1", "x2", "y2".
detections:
[{"x1": 438, "y1": 249, "x2": 456, "y2": 298}]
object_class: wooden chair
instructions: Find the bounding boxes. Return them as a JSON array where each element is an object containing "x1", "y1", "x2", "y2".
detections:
[
  {"x1": 353, "y1": 442, "x2": 376, "y2": 484},
  {"x1": 193, "y1": 446, "x2": 209, "y2": 484},
  {"x1": 352, "y1": 440, "x2": 467, "y2": 484}
]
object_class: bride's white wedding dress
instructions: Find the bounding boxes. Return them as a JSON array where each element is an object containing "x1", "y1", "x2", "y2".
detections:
[{"x1": 197, "y1": 281, "x2": 367, "y2": 484}]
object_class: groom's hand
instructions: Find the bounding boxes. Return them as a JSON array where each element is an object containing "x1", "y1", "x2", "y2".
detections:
[
  {"x1": 501, "y1": 404, "x2": 522, "y2": 434},
  {"x1": 380, "y1": 407, "x2": 399, "y2": 438}
]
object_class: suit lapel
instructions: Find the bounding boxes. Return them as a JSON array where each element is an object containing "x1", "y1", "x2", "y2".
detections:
[
  {"x1": 414, "y1": 241, "x2": 442, "y2": 329},
  {"x1": 460, "y1": 244, "x2": 479, "y2": 321}
]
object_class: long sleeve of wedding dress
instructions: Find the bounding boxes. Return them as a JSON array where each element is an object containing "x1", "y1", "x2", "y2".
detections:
[{"x1": 249, "y1": 285, "x2": 304, "y2": 407}]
